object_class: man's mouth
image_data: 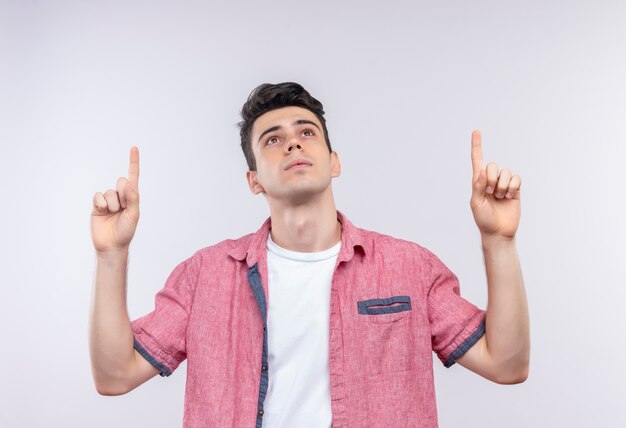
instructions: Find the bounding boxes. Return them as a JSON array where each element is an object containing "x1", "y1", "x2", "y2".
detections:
[{"x1": 285, "y1": 159, "x2": 313, "y2": 170}]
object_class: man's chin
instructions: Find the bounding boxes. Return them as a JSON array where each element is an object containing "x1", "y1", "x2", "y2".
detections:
[{"x1": 267, "y1": 185, "x2": 328, "y2": 205}]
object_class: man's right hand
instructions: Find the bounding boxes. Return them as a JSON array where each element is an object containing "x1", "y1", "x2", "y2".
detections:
[
  {"x1": 89, "y1": 146, "x2": 160, "y2": 395},
  {"x1": 91, "y1": 147, "x2": 141, "y2": 253}
]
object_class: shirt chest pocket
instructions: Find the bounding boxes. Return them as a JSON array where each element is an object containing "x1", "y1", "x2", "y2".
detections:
[
  {"x1": 357, "y1": 295, "x2": 412, "y2": 324},
  {"x1": 355, "y1": 295, "x2": 416, "y2": 374}
]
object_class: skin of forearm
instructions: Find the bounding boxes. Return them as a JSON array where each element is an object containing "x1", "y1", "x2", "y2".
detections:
[
  {"x1": 89, "y1": 249, "x2": 136, "y2": 392},
  {"x1": 481, "y1": 234, "x2": 530, "y2": 380}
]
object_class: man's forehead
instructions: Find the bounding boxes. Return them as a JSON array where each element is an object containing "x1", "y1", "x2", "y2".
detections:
[{"x1": 252, "y1": 106, "x2": 320, "y2": 134}]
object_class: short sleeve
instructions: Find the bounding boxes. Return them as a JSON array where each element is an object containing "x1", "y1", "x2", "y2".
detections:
[
  {"x1": 131, "y1": 254, "x2": 198, "y2": 377},
  {"x1": 425, "y1": 249, "x2": 486, "y2": 368}
]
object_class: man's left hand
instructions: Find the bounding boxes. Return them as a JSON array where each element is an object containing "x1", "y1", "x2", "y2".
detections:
[{"x1": 470, "y1": 130, "x2": 521, "y2": 239}]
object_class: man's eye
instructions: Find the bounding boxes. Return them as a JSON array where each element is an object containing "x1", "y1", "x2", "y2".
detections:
[
  {"x1": 267, "y1": 137, "x2": 279, "y2": 145},
  {"x1": 302, "y1": 128, "x2": 315, "y2": 136}
]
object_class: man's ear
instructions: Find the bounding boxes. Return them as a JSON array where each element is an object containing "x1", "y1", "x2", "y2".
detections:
[
  {"x1": 246, "y1": 170, "x2": 265, "y2": 194},
  {"x1": 330, "y1": 151, "x2": 341, "y2": 178}
]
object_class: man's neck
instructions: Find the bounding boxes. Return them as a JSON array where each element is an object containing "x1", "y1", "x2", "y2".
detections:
[{"x1": 267, "y1": 192, "x2": 341, "y2": 253}]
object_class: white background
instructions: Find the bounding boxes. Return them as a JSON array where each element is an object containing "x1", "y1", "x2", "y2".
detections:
[{"x1": 1, "y1": 0, "x2": 625, "y2": 426}]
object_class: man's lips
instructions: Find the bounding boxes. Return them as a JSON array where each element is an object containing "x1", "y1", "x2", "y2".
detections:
[{"x1": 284, "y1": 158, "x2": 313, "y2": 170}]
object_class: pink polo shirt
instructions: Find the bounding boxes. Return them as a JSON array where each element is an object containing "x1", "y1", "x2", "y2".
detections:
[{"x1": 131, "y1": 210, "x2": 486, "y2": 427}]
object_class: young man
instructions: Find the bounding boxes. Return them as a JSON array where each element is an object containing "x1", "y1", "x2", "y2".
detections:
[{"x1": 89, "y1": 82, "x2": 529, "y2": 428}]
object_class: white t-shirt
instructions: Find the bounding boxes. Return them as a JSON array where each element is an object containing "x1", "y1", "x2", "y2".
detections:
[{"x1": 262, "y1": 232, "x2": 341, "y2": 428}]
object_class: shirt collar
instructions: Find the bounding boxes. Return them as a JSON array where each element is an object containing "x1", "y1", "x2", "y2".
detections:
[{"x1": 226, "y1": 209, "x2": 365, "y2": 267}]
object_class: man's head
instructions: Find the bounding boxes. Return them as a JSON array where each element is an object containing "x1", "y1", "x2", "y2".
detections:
[
  {"x1": 238, "y1": 82, "x2": 332, "y2": 171},
  {"x1": 239, "y1": 82, "x2": 341, "y2": 204}
]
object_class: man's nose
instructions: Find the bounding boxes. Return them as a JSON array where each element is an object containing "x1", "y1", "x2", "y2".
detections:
[{"x1": 285, "y1": 137, "x2": 302, "y2": 152}]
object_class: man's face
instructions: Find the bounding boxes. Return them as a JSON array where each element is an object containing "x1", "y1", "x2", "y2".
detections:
[{"x1": 246, "y1": 106, "x2": 341, "y2": 203}]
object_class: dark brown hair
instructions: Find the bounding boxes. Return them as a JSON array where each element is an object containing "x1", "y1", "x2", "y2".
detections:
[{"x1": 238, "y1": 82, "x2": 332, "y2": 171}]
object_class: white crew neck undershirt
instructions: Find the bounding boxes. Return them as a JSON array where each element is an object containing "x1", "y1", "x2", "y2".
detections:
[
  {"x1": 266, "y1": 232, "x2": 341, "y2": 262},
  {"x1": 262, "y1": 232, "x2": 340, "y2": 428}
]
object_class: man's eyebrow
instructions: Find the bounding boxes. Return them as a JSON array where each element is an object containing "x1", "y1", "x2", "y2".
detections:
[
  {"x1": 257, "y1": 120, "x2": 322, "y2": 144},
  {"x1": 293, "y1": 119, "x2": 321, "y2": 131},
  {"x1": 258, "y1": 125, "x2": 281, "y2": 144}
]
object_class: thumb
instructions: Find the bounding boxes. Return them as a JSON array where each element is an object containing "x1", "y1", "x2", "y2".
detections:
[
  {"x1": 471, "y1": 169, "x2": 487, "y2": 202},
  {"x1": 124, "y1": 180, "x2": 140, "y2": 219}
]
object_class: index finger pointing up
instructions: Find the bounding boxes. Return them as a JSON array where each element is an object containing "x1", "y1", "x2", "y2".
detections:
[
  {"x1": 128, "y1": 146, "x2": 140, "y2": 189},
  {"x1": 471, "y1": 130, "x2": 483, "y2": 179}
]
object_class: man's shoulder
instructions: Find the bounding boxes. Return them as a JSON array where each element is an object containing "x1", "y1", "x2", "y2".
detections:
[
  {"x1": 191, "y1": 231, "x2": 255, "y2": 259},
  {"x1": 354, "y1": 225, "x2": 450, "y2": 277},
  {"x1": 355, "y1": 225, "x2": 433, "y2": 257}
]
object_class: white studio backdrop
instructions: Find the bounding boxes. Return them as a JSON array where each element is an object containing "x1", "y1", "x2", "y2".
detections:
[{"x1": 1, "y1": 0, "x2": 625, "y2": 427}]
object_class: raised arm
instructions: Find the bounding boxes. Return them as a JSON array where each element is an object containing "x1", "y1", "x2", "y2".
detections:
[
  {"x1": 88, "y1": 147, "x2": 159, "y2": 395},
  {"x1": 454, "y1": 131, "x2": 530, "y2": 384}
]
